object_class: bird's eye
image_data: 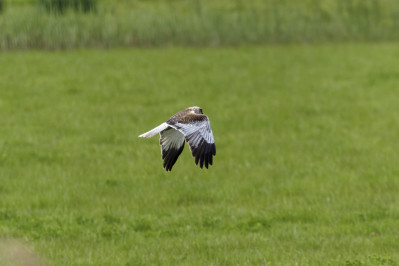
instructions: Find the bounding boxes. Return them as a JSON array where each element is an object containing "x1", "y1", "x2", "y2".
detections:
[{"x1": 200, "y1": 109, "x2": 203, "y2": 113}]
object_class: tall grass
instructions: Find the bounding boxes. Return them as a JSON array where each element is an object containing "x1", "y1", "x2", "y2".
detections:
[
  {"x1": 0, "y1": 0, "x2": 4, "y2": 13},
  {"x1": 39, "y1": 0, "x2": 97, "y2": 14},
  {"x1": 1, "y1": 0, "x2": 399, "y2": 49}
]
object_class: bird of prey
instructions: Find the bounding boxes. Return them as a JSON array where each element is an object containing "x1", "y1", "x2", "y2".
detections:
[{"x1": 139, "y1": 106, "x2": 216, "y2": 171}]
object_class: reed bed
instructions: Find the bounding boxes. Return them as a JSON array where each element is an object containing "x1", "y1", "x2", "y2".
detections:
[{"x1": 1, "y1": 0, "x2": 399, "y2": 49}]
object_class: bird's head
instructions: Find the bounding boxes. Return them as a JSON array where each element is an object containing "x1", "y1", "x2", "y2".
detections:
[{"x1": 188, "y1": 106, "x2": 203, "y2": 114}]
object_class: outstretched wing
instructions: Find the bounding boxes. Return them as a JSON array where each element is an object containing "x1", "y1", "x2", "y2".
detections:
[
  {"x1": 167, "y1": 114, "x2": 216, "y2": 169},
  {"x1": 139, "y1": 123, "x2": 169, "y2": 138},
  {"x1": 160, "y1": 127, "x2": 185, "y2": 171}
]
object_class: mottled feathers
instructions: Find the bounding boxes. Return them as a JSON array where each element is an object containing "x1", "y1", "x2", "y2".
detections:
[{"x1": 139, "y1": 106, "x2": 216, "y2": 171}]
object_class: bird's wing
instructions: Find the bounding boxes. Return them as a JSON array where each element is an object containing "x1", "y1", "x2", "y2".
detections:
[
  {"x1": 139, "y1": 123, "x2": 169, "y2": 138},
  {"x1": 160, "y1": 127, "x2": 185, "y2": 171},
  {"x1": 167, "y1": 114, "x2": 216, "y2": 169}
]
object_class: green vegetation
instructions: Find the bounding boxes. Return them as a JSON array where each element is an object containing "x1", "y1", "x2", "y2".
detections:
[
  {"x1": 39, "y1": 0, "x2": 97, "y2": 14},
  {"x1": 1, "y1": 44, "x2": 399, "y2": 264},
  {"x1": 1, "y1": 0, "x2": 399, "y2": 49}
]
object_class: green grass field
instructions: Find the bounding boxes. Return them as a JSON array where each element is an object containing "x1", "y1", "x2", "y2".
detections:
[
  {"x1": 2, "y1": 0, "x2": 399, "y2": 49},
  {"x1": 1, "y1": 44, "x2": 399, "y2": 265}
]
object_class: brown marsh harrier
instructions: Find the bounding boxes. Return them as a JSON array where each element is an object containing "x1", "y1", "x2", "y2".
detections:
[{"x1": 139, "y1": 106, "x2": 216, "y2": 171}]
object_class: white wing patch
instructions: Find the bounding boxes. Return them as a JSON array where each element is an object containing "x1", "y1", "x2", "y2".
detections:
[
  {"x1": 139, "y1": 123, "x2": 169, "y2": 138},
  {"x1": 160, "y1": 128, "x2": 185, "y2": 151},
  {"x1": 172, "y1": 120, "x2": 215, "y2": 146}
]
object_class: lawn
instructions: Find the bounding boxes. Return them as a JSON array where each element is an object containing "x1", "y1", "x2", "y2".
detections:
[{"x1": 1, "y1": 44, "x2": 399, "y2": 265}]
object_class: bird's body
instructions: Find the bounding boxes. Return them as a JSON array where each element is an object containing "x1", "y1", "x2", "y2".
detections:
[{"x1": 139, "y1": 106, "x2": 216, "y2": 171}]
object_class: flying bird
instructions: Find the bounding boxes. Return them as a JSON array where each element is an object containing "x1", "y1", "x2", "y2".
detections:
[{"x1": 139, "y1": 106, "x2": 216, "y2": 171}]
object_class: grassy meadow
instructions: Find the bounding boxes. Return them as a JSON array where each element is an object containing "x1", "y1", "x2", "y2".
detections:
[
  {"x1": 2, "y1": 0, "x2": 399, "y2": 49},
  {"x1": 1, "y1": 44, "x2": 399, "y2": 265}
]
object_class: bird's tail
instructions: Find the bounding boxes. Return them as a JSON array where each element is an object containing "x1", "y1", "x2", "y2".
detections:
[{"x1": 139, "y1": 123, "x2": 169, "y2": 138}]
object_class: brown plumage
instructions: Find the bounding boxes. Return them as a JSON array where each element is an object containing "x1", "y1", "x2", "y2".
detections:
[{"x1": 139, "y1": 106, "x2": 216, "y2": 171}]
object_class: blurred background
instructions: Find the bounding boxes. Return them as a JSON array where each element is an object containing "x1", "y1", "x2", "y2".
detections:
[
  {"x1": 1, "y1": 0, "x2": 399, "y2": 49},
  {"x1": 2, "y1": 0, "x2": 399, "y2": 265}
]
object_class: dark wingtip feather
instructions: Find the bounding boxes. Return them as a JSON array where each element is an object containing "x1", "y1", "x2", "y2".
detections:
[
  {"x1": 198, "y1": 139, "x2": 205, "y2": 168},
  {"x1": 163, "y1": 159, "x2": 171, "y2": 171},
  {"x1": 192, "y1": 147, "x2": 199, "y2": 157},
  {"x1": 207, "y1": 145, "x2": 212, "y2": 167},
  {"x1": 162, "y1": 143, "x2": 185, "y2": 172},
  {"x1": 199, "y1": 147, "x2": 205, "y2": 168},
  {"x1": 203, "y1": 144, "x2": 209, "y2": 169},
  {"x1": 186, "y1": 135, "x2": 216, "y2": 170},
  {"x1": 165, "y1": 155, "x2": 174, "y2": 171}
]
